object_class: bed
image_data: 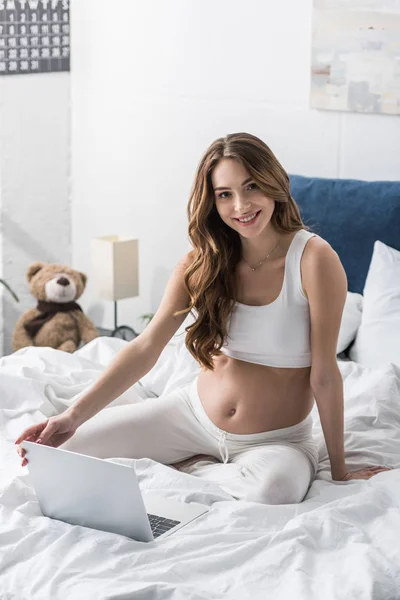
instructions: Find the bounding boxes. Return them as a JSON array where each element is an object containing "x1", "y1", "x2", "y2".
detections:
[{"x1": 1, "y1": 175, "x2": 400, "y2": 600}]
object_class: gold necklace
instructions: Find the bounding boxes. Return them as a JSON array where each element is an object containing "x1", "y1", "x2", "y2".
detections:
[{"x1": 241, "y1": 237, "x2": 281, "y2": 271}]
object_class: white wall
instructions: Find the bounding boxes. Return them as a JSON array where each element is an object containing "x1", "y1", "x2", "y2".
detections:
[
  {"x1": 71, "y1": 0, "x2": 400, "y2": 332},
  {"x1": 0, "y1": 73, "x2": 70, "y2": 355}
]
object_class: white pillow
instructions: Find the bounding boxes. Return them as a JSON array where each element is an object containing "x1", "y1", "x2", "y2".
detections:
[
  {"x1": 337, "y1": 292, "x2": 363, "y2": 355},
  {"x1": 349, "y1": 240, "x2": 400, "y2": 368}
]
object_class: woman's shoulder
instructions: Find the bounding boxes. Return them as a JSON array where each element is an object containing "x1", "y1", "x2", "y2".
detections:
[
  {"x1": 177, "y1": 250, "x2": 195, "y2": 270},
  {"x1": 301, "y1": 231, "x2": 337, "y2": 267}
]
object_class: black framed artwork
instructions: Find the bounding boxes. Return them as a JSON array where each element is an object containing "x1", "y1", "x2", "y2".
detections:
[{"x1": 0, "y1": 0, "x2": 70, "y2": 75}]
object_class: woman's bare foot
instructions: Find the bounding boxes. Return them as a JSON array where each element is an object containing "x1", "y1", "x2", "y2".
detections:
[{"x1": 171, "y1": 454, "x2": 216, "y2": 471}]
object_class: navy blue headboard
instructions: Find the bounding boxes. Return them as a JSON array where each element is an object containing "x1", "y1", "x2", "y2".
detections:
[{"x1": 289, "y1": 175, "x2": 400, "y2": 295}]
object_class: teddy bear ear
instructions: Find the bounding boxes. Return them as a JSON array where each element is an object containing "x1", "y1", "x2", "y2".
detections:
[
  {"x1": 26, "y1": 261, "x2": 45, "y2": 282},
  {"x1": 79, "y1": 272, "x2": 88, "y2": 288}
]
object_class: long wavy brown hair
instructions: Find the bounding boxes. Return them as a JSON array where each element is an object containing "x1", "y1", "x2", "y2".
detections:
[{"x1": 174, "y1": 132, "x2": 312, "y2": 371}]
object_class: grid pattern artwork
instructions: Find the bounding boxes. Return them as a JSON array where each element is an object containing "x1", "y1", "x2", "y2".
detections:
[
  {"x1": 0, "y1": 0, "x2": 70, "y2": 75},
  {"x1": 311, "y1": 0, "x2": 400, "y2": 115}
]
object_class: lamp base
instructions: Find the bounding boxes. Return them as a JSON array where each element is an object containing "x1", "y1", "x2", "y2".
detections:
[
  {"x1": 111, "y1": 325, "x2": 138, "y2": 341},
  {"x1": 111, "y1": 301, "x2": 138, "y2": 341}
]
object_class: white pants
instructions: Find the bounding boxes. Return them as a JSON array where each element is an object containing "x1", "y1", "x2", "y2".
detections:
[{"x1": 62, "y1": 376, "x2": 319, "y2": 505}]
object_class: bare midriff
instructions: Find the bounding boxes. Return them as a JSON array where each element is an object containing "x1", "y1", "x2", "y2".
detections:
[
  {"x1": 196, "y1": 354, "x2": 314, "y2": 434},
  {"x1": 195, "y1": 229, "x2": 315, "y2": 435}
]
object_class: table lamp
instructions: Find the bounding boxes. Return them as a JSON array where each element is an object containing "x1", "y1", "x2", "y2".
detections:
[{"x1": 91, "y1": 235, "x2": 139, "y2": 341}]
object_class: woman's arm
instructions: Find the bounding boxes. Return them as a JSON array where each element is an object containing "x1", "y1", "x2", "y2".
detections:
[
  {"x1": 68, "y1": 337, "x2": 158, "y2": 426},
  {"x1": 68, "y1": 252, "x2": 192, "y2": 427},
  {"x1": 312, "y1": 375, "x2": 347, "y2": 480},
  {"x1": 301, "y1": 237, "x2": 348, "y2": 480}
]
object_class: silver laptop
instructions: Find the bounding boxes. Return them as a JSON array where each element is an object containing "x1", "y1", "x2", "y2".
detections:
[{"x1": 21, "y1": 440, "x2": 209, "y2": 542}]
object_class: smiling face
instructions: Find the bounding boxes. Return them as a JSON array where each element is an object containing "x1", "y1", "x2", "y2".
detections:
[{"x1": 211, "y1": 158, "x2": 276, "y2": 238}]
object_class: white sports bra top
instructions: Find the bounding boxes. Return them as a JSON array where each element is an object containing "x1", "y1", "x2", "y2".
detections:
[{"x1": 219, "y1": 229, "x2": 318, "y2": 368}]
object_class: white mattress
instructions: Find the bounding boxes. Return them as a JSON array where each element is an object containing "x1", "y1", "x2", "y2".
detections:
[{"x1": 1, "y1": 337, "x2": 400, "y2": 600}]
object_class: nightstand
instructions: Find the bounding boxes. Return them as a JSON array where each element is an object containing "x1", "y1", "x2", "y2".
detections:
[
  {"x1": 96, "y1": 326, "x2": 139, "y2": 341},
  {"x1": 96, "y1": 327, "x2": 114, "y2": 337}
]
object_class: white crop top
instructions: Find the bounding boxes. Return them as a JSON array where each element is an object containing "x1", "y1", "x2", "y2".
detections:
[{"x1": 219, "y1": 229, "x2": 318, "y2": 368}]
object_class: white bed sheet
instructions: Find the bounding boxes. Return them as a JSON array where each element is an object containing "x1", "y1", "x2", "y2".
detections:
[{"x1": 1, "y1": 337, "x2": 400, "y2": 600}]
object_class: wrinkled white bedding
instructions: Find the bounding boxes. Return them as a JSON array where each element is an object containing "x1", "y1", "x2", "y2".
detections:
[{"x1": 1, "y1": 336, "x2": 400, "y2": 600}]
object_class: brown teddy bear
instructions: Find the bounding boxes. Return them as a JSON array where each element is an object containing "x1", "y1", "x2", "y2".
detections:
[{"x1": 12, "y1": 261, "x2": 100, "y2": 353}]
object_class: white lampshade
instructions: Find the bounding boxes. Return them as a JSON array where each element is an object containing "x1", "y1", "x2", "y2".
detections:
[{"x1": 91, "y1": 235, "x2": 139, "y2": 301}]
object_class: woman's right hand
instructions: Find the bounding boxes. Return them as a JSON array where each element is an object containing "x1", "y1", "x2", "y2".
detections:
[{"x1": 15, "y1": 411, "x2": 79, "y2": 467}]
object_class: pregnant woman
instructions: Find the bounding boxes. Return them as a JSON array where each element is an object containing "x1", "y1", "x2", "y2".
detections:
[{"x1": 16, "y1": 132, "x2": 391, "y2": 504}]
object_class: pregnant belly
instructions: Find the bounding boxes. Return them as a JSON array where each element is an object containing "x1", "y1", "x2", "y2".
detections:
[{"x1": 196, "y1": 354, "x2": 315, "y2": 434}]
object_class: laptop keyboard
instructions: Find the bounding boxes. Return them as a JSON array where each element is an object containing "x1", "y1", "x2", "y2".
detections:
[{"x1": 147, "y1": 513, "x2": 181, "y2": 538}]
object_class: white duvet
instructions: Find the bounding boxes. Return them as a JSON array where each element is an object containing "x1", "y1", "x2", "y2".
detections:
[{"x1": 1, "y1": 336, "x2": 400, "y2": 600}]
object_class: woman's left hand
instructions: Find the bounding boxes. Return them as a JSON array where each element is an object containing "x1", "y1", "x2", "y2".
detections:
[{"x1": 336, "y1": 465, "x2": 393, "y2": 481}]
